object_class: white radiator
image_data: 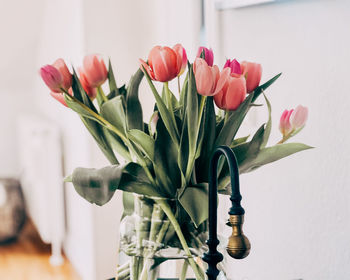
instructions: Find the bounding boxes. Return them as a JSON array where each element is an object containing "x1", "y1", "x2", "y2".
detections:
[{"x1": 18, "y1": 115, "x2": 65, "y2": 266}]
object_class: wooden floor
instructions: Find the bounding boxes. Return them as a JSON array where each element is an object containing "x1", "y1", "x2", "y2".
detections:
[{"x1": 0, "y1": 220, "x2": 81, "y2": 280}]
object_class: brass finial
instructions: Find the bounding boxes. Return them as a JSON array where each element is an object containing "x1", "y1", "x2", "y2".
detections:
[{"x1": 227, "y1": 214, "x2": 250, "y2": 259}]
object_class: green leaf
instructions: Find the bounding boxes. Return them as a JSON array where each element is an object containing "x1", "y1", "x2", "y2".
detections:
[
  {"x1": 178, "y1": 183, "x2": 208, "y2": 227},
  {"x1": 153, "y1": 116, "x2": 181, "y2": 196},
  {"x1": 100, "y1": 95, "x2": 127, "y2": 134},
  {"x1": 215, "y1": 93, "x2": 254, "y2": 147},
  {"x1": 108, "y1": 59, "x2": 119, "y2": 96},
  {"x1": 240, "y1": 143, "x2": 314, "y2": 173},
  {"x1": 70, "y1": 163, "x2": 161, "y2": 206},
  {"x1": 142, "y1": 66, "x2": 179, "y2": 146},
  {"x1": 231, "y1": 135, "x2": 250, "y2": 148},
  {"x1": 195, "y1": 97, "x2": 216, "y2": 183},
  {"x1": 252, "y1": 73, "x2": 281, "y2": 102},
  {"x1": 261, "y1": 93, "x2": 272, "y2": 148},
  {"x1": 127, "y1": 129, "x2": 155, "y2": 161},
  {"x1": 126, "y1": 69, "x2": 144, "y2": 130}
]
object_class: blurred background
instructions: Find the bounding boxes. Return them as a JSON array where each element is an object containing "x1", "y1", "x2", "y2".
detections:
[{"x1": 0, "y1": 0, "x2": 349, "y2": 279}]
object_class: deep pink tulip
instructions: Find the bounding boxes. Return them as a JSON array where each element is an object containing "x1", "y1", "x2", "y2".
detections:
[
  {"x1": 40, "y1": 59, "x2": 72, "y2": 93},
  {"x1": 214, "y1": 74, "x2": 247, "y2": 111},
  {"x1": 50, "y1": 88, "x2": 73, "y2": 107},
  {"x1": 196, "y1": 47, "x2": 214, "y2": 67},
  {"x1": 241, "y1": 61, "x2": 262, "y2": 92},
  {"x1": 82, "y1": 54, "x2": 108, "y2": 87},
  {"x1": 173, "y1": 44, "x2": 187, "y2": 76},
  {"x1": 224, "y1": 59, "x2": 242, "y2": 75},
  {"x1": 290, "y1": 105, "x2": 308, "y2": 130},
  {"x1": 279, "y1": 109, "x2": 294, "y2": 136},
  {"x1": 78, "y1": 68, "x2": 97, "y2": 100},
  {"x1": 193, "y1": 58, "x2": 229, "y2": 96},
  {"x1": 140, "y1": 45, "x2": 183, "y2": 82}
]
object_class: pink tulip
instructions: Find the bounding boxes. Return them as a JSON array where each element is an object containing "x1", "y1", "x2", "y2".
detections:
[
  {"x1": 290, "y1": 105, "x2": 308, "y2": 130},
  {"x1": 214, "y1": 74, "x2": 247, "y2": 111},
  {"x1": 82, "y1": 54, "x2": 108, "y2": 87},
  {"x1": 40, "y1": 59, "x2": 72, "y2": 93},
  {"x1": 140, "y1": 45, "x2": 183, "y2": 82},
  {"x1": 196, "y1": 47, "x2": 214, "y2": 67},
  {"x1": 173, "y1": 44, "x2": 187, "y2": 76},
  {"x1": 78, "y1": 68, "x2": 97, "y2": 100},
  {"x1": 279, "y1": 109, "x2": 294, "y2": 136},
  {"x1": 193, "y1": 58, "x2": 229, "y2": 96},
  {"x1": 52, "y1": 58, "x2": 72, "y2": 92},
  {"x1": 241, "y1": 61, "x2": 262, "y2": 92},
  {"x1": 50, "y1": 88, "x2": 73, "y2": 107}
]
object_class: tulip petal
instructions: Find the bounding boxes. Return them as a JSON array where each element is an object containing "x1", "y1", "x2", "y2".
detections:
[
  {"x1": 52, "y1": 58, "x2": 72, "y2": 91},
  {"x1": 139, "y1": 59, "x2": 155, "y2": 80},
  {"x1": 213, "y1": 67, "x2": 230, "y2": 96},
  {"x1": 224, "y1": 76, "x2": 247, "y2": 110},
  {"x1": 290, "y1": 105, "x2": 308, "y2": 129},
  {"x1": 40, "y1": 65, "x2": 63, "y2": 93}
]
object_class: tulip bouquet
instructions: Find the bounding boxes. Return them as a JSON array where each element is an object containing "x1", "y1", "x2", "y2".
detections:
[{"x1": 40, "y1": 45, "x2": 311, "y2": 279}]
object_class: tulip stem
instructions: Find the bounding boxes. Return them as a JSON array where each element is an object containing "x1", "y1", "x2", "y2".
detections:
[
  {"x1": 177, "y1": 77, "x2": 181, "y2": 95},
  {"x1": 155, "y1": 199, "x2": 204, "y2": 280}
]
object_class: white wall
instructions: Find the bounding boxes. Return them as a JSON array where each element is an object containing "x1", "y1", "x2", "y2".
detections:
[{"x1": 212, "y1": 1, "x2": 350, "y2": 279}]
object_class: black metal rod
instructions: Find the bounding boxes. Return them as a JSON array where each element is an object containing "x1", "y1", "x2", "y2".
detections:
[{"x1": 202, "y1": 146, "x2": 244, "y2": 280}]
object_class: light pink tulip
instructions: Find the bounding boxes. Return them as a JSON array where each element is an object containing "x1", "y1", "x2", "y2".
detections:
[
  {"x1": 214, "y1": 74, "x2": 247, "y2": 111},
  {"x1": 290, "y1": 105, "x2": 308, "y2": 129},
  {"x1": 279, "y1": 109, "x2": 294, "y2": 136},
  {"x1": 173, "y1": 44, "x2": 187, "y2": 76},
  {"x1": 196, "y1": 47, "x2": 214, "y2": 67},
  {"x1": 241, "y1": 61, "x2": 262, "y2": 92},
  {"x1": 78, "y1": 68, "x2": 97, "y2": 100},
  {"x1": 140, "y1": 45, "x2": 182, "y2": 82},
  {"x1": 40, "y1": 59, "x2": 72, "y2": 93},
  {"x1": 193, "y1": 58, "x2": 229, "y2": 96},
  {"x1": 83, "y1": 54, "x2": 108, "y2": 87}
]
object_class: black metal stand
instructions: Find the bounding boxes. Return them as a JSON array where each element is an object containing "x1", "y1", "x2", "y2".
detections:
[{"x1": 202, "y1": 146, "x2": 245, "y2": 280}]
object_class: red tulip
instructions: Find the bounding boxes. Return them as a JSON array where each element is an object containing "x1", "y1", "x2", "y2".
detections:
[
  {"x1": 193, "y1": 58, "x2": 229, "y2": 96},
  {"x1": 196, "y1": 47, "x2": 214, "y2": 67},
  {"x1": 279, "y1": 109, "x2": 294, "y2": 136},
  {"x1": 40, "y1": 58, "x2": 72, "y2": 93},
  {"x1": 140, "y1": 45, "x2": 184, "y2": 82},
  {"x1": 82, "y1": 54, "x2": 108, "y2": 87},
  {"x1": 78, "y1": 68, "x2": 97, "y2": 100},
  {"x1": 241, "y1": 61, "x2": 262, "y2": 92},
  {"x1": 50, "y1": 88, "x2": 73, "y2": 107},
  {"x1": 173, "y1": 44, "x2": 187, "y2": 76}
]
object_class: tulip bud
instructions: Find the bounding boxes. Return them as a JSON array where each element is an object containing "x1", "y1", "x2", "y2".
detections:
[
  {"x1": 196, "y1": 47, "x2": 214, "y2": 67},
  {"x1": 140, "y1": 45, "x2": 183, "y2": 82},
  {"x1": 78, "y1": 68, "x2": 97, "y2": 100},
  {"x1": 279, "y1": 109, "x2": 294, "y2": 136},
  {"x1": 173, "y1": 44, "x2": 187, "y2": 76},
  {"x1": 214, "y1": 75, "x2": 247, "y2": 111},
  {"x1": 193, "y1": 58, "x2": 229, "y2": 96},
  {"x1": 40, "y1": 59, "x2": 72, "y2": 93},
  {"x1": 224, "y1": 59, "x2": 242, "y2": 75},
  {"x1": 290, "y1": 105, "x2": 308, "y2": 130},
  {"x1": 40, "y1": 65, "x2": 64, "y2": 93},
  {"x1": 241, "y1": 61, "x2": 262, "y2": 92},
  {"x1": 83, "y1": 54, "x2": 108, "y2": 87}
]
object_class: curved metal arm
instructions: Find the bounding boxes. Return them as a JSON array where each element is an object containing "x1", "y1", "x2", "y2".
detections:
[{"x1": 202, "y1": 145, "x2": 245, "y2": 280}]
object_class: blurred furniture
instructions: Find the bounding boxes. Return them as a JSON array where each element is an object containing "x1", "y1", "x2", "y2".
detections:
[
  {"x1": 0, "y1": 178, "x2": 26, "y2": 243},
  {"x1": 18, "y1": 115, "x2": 65, "y2": 266}
]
